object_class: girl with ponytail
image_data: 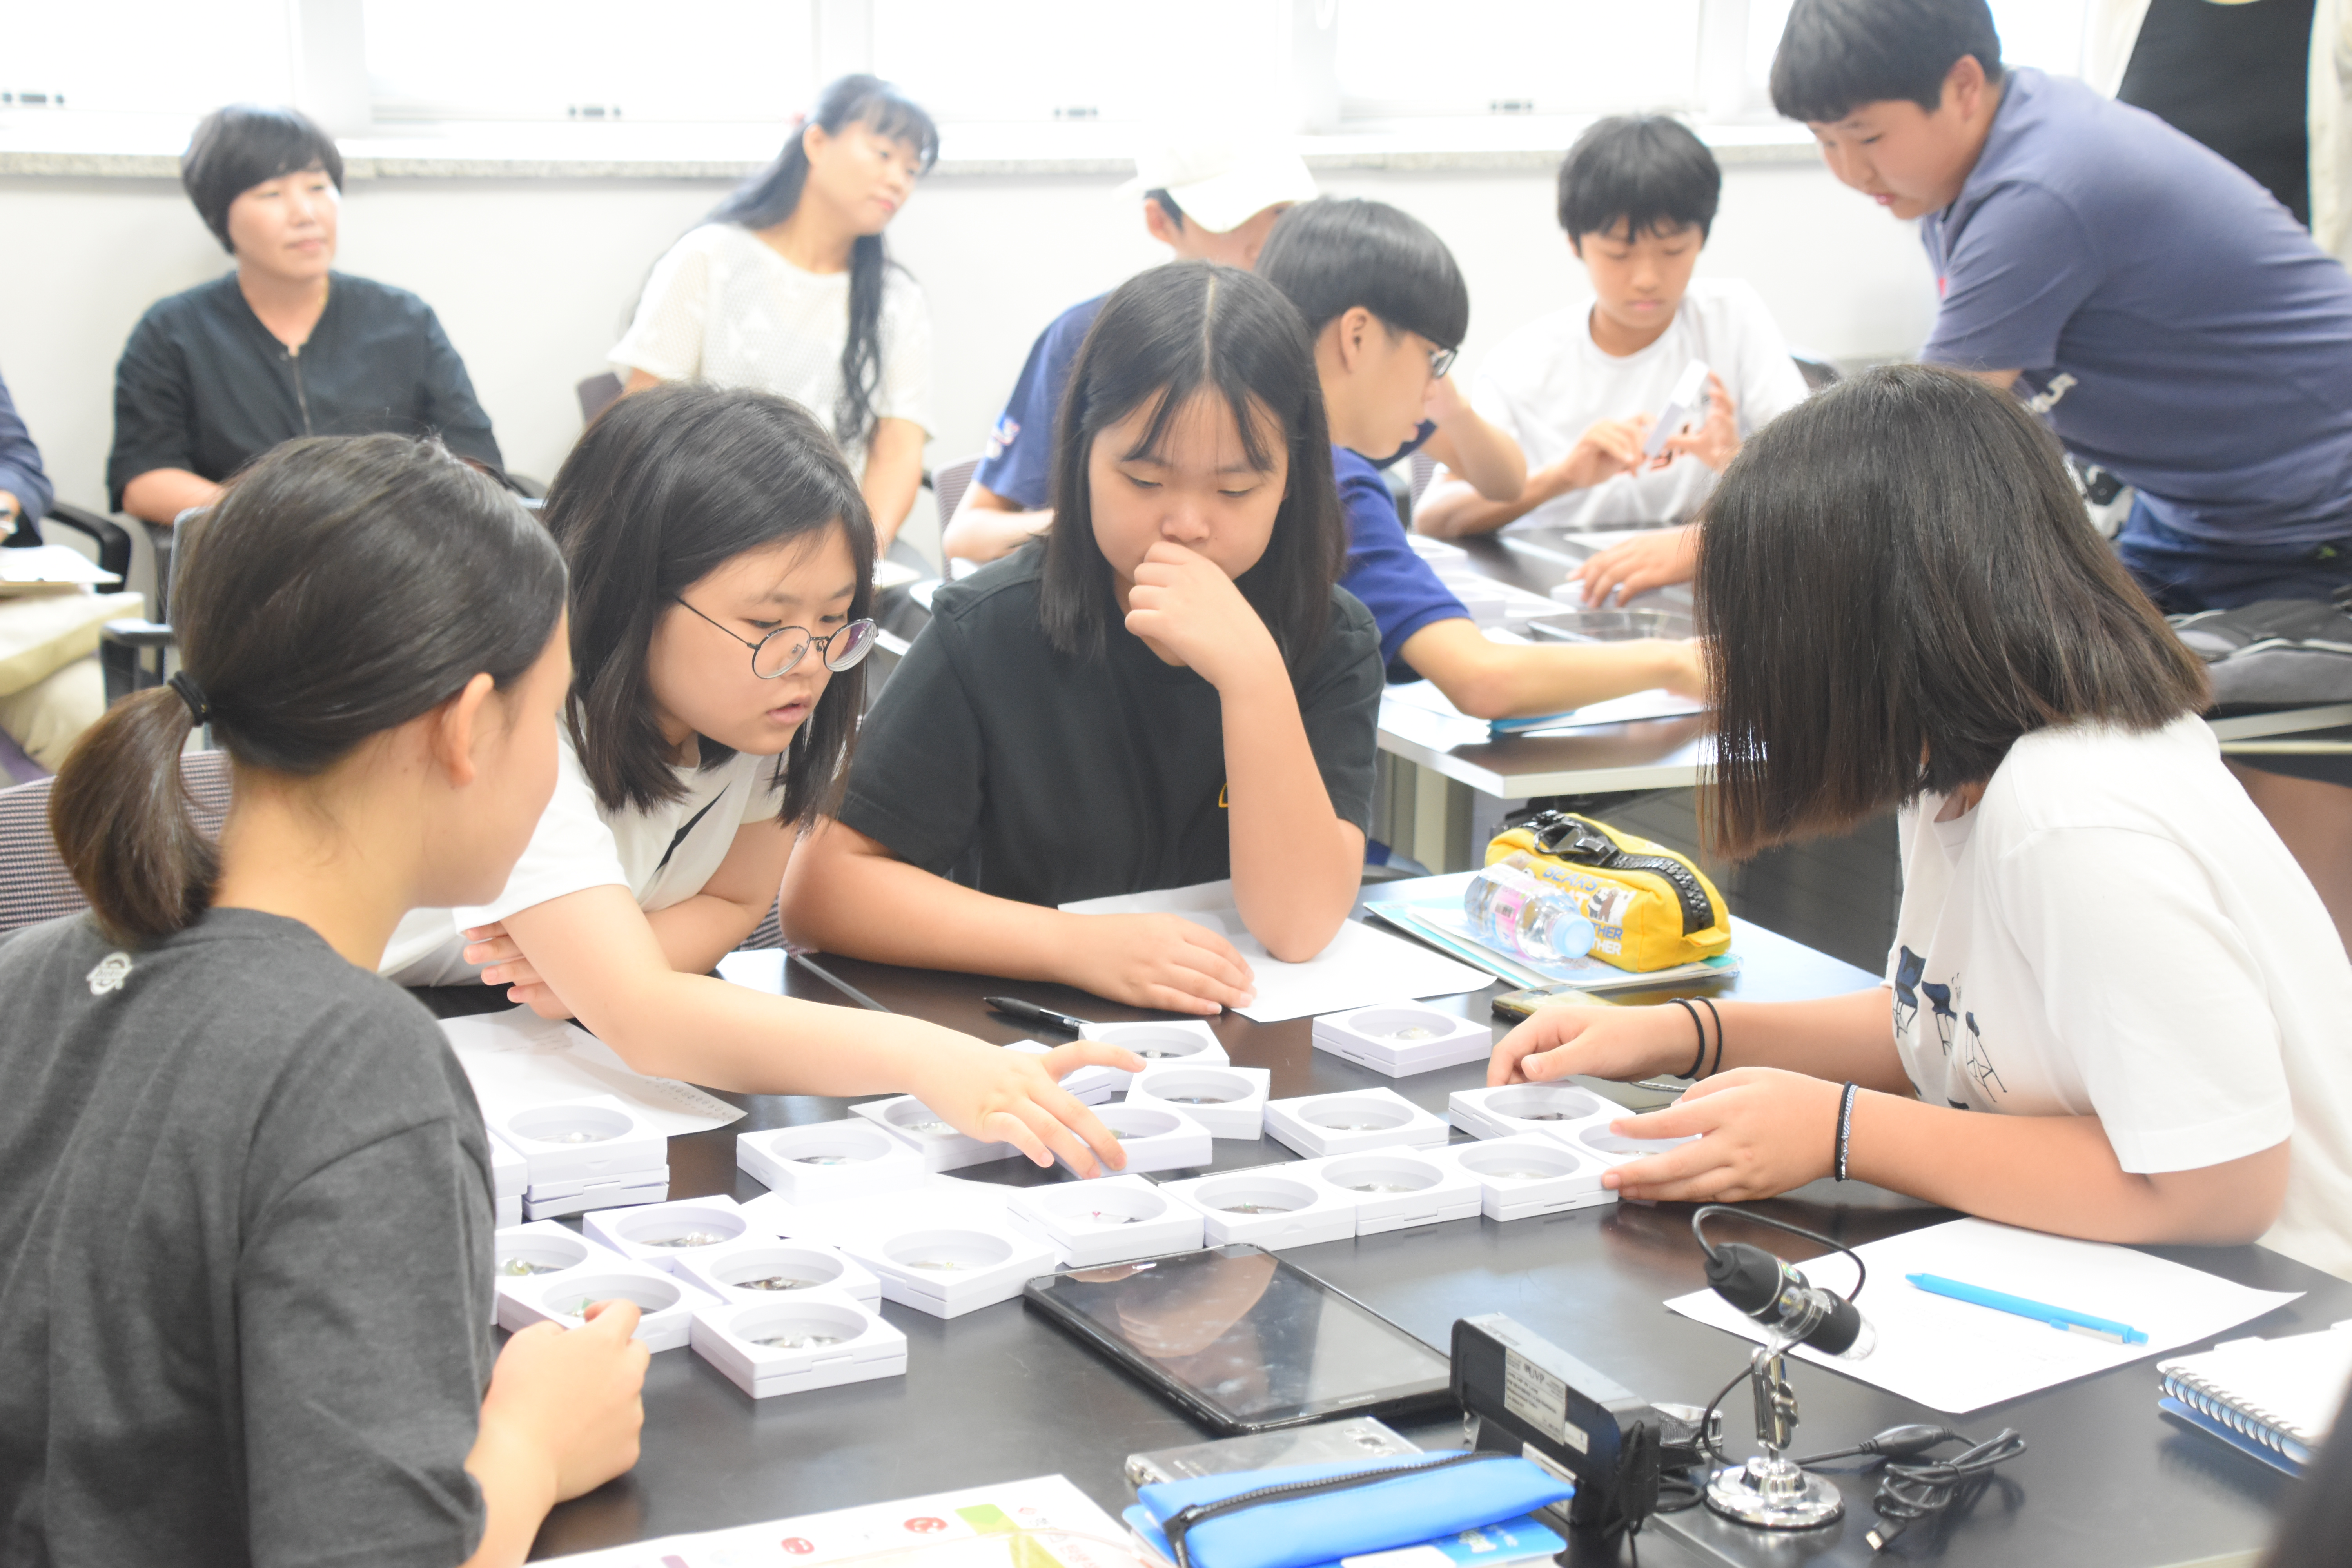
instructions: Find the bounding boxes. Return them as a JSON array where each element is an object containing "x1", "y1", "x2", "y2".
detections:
[
  {"x1": 0, "y1": 435, "x2": 648, "y2": 1567},
  {"x1": 611, "y1": 74, "x2": 937, "y2": 556}
]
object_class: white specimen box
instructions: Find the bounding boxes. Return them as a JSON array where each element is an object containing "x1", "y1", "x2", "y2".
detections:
[
  {"x1": 491, "y1": 1219, "x2": 622, "y2": 1296},
  {"x1": 582, "y1": 1194, "x2": 765, "y2": 1273},
  {"x1": 522, "y1": 1172, "x2": 668, "y2": 1221},
  {"x1": 1446, "y1": 1083, "x2": 1617, "y2": 1143},
  {"x1": 1563, "y1": 1122, "x2": 1698, "y2": 1167},
  {"x1": 1263, "y1": 1088, "x2": 1450, "y2": 1158},
  {"x1": 1006, "y1": 1175, "x2": 1206, "y2": 1268},
  {"x1": 494, "y1": 1095, "x2": 668, "y2": 1190},
  {"x1": 1161, "y1": 1166, "x2": 1359, "y2": 1250},
  {"x1": 486, "y1": 1129, "x2": 526, "y2": 1229},
  {"x1": 1124, "y1": 1064, "x2": 1272, "y2": 1140},
  {"x1": 1310, "y1": 1002, "x2": 1494, "y2": 1078},
  {"x1": 844, "y1": 1221, "x2": 1058, "y2": 1319},
  {"x1": 1292, "y1": 1149, "x2": 1482, "y2": 1235},
  {"x1": 674, "y1": 1234, "x2": 882, "y2": 1307},
  {"x1": 1055, "y1": 1100, "x2": 1214, "y2": 1176},
  {"x1": 690, "y1": 1293, "x2": 907, "y2": 1399},
  {"x1": 850, "y1": 1095, "x2": 1022, "y2": 1173},
  {"x1": 1003, "y1": 1038, "x2": 1125, "y2": 1104},
  {"x1": 735, "y1": 1118, "x2": 924, "y2": 1202},
  {"x1": 1432, "y1": 1136, "x2": 1616, "y2": 1222},
  {"x1": 497, "y1": 1256, "x2": 712, "y2": 1352},
  {"x1": 1077, "y1": 1019, "x2": 1229, "y2": 1088}
]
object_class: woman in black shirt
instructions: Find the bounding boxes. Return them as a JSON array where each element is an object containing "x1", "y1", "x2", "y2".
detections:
[{"x1": 108, "y1": 105, "x2": 501, "y2": 527}]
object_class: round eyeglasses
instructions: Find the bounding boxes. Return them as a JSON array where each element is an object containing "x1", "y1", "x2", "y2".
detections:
[{"x1": 672, "y1": 597, "x2": 878, "y2": 679}]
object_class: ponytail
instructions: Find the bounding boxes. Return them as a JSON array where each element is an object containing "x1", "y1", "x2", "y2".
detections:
[
  {"x1": 49, "y1": 688, "x2": 219, "y2": 944},
  {"x1": 44, "y1": 434, "x2": 568, "y2": 946}
]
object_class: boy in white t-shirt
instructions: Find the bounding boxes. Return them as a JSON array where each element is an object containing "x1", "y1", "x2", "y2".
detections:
[
  {"x1": 1490, "y1": 365, "x2": 2352, "y2": 1283},
  {"x1": 1417, "y1": 114, "x2": 1809, "y2": 601}
]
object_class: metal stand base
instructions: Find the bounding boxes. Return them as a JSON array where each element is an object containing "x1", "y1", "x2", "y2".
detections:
[{"x1": 1705, "y1": 1456, "x2": 1844, "y2": 1530}]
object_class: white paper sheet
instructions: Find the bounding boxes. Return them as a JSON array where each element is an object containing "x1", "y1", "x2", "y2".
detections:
[
  {"x1": 438, "y1": 1006, "x2": 743, "y2": 1136},
  {"x1": 1057, "y1": 880, "x2": 1490, "y2": 1022},
  {"x1": 0, "y1": 543, "x2": 119, "y2": 586},
  {"x1": 715, "y1": 947, "x2": 786, "y2": 993},
  {"x1": 1666, "y1": 1217, "x2": 2302, "y2": 1414},
  {"x1": 1382, "y1": 678, "x2": 1702, "y2": 734},
  {"x1": 544, "y1": 1474, "x2": 1134, "y2": 1566}
]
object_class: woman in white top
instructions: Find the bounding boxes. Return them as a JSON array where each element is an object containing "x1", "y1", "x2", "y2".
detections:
[
  {"x1": 1489, "y1": 364, "x2": 2352, "y2": 1281},
  {"x1": 612, "y1": 75, "x2": 935, "y2": 552},
  {"x1": 386, "y1": 383, "x2": 1134, "y2": 1173}
]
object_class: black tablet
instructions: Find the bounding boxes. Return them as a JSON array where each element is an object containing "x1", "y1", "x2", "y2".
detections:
[{"x1": 1022, "y1": 1244, "x2": 1456, "y2": 1434}]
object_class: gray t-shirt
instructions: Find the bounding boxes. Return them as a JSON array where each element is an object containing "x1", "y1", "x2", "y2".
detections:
[{"x1": 0, "y1": 907, "x2": 496, "y2": 1568}]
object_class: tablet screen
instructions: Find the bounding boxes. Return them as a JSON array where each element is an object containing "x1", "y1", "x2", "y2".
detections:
[{"x1": 1024, "y1": 1245, "x2": 1454, "y2": 1432}]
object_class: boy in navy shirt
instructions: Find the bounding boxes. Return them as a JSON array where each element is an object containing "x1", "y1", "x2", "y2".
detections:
[
  {"x1": 1777, "y1": 0, "x2": 2352, "y2": 955},
  {"x1": 945, "y1": 136, "x2": 1525, "y2": 565},
  {"x1": 1256, "y1": 198, "x2": 1704, "y2": 720},
  {"x1": 1774, "y1": 0, "x2": 2352, "y2": 615}
]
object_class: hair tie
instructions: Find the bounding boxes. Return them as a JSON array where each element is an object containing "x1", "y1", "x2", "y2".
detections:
[{"x1": 167, "y1": 671, "x2": 211, "y2": 724}]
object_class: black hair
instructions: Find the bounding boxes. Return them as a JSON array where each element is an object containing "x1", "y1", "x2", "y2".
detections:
[
  {"x1": 705, "y1": 75, "x2": 938, "y2": 453},
  {"x1": 1770, "y1": 0, "x2": 2005, "y2": 124},
  {"x1": 181, "y1": 103, "x2": 345, "y2": 254},
  {"x1": 542, "y1": 382, "x2": 874, "y2": 829},
  {"x1": 1696, "y1": 363, "x2": 2206, "y2": 859},
  {"x1": 1147, "y1": 188, "x2": 1185, "y2": 229},
  {"x1": 1253, "y1": 197, "x2": 1470, "y2": 350},
  {"x1": 1557, "y1": 114, "x2": 1721, "y2": 244},
  {"x1": 1041, "y1": 262, "x2": 1347, "y2": 666},
  {"x1": 49, "y1": 436, "x2": 564, "y2": 944}
]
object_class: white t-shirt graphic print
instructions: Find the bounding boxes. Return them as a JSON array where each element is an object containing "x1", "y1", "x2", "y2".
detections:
[{"x1": 1882, "y1": 716, "x2": 2352, "y2": 1281}]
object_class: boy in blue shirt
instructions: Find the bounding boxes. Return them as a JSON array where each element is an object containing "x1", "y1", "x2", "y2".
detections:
[
  {"x1": 1256, "y1": 198, "x2": 1704, "y2": 719},
  {"x1": 1773, "y1": 0, "x2": 2352, "y2": 615},
  {"x1": 945, "y1": 136, "x2": 1526, "y2": 565}
]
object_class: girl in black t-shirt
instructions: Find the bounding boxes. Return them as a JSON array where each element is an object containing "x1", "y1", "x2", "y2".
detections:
[{"x1": 784, "y1": 262, "x2": 1387, "y2": 1015}]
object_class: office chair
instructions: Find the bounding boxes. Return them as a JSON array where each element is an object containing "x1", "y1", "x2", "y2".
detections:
[
  {"x1": 577, "y1": 372, "x2": 625, "y2": 427},
  {"x1": 0, "y1": 747, "x2": 232, "y2": 937}
]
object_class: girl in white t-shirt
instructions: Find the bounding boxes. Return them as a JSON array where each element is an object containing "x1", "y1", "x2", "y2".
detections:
[
  {"x1": 385, "y1": 383, "x2": 1135, "y2": 1174},
  {"x1": 612, "y1": 75, "x2": 935, "y2": 552},
  {"x1": 1490, "y1": 363, "x2": 2352, "y2": 1281}
]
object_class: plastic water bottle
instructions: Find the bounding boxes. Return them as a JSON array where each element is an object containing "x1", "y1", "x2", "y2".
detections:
[{"x1": 1464, "y1": 855, "x2": 1597, "y2": 963}]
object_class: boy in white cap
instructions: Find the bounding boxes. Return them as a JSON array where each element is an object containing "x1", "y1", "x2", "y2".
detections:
[{"x1": 944, "y1": 134, "x2": 1523, "y2": 563}]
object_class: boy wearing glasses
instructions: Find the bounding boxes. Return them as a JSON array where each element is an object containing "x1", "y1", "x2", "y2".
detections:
[
  {"x1": 944, "y1": 134, "x2": 1525, "y2": 566},
  {"x1": 1416, "y1": 116, "x2": 1810, "y2": 608},
  {"x1": 1257, "y1": 198, "x2": 1705, "y2": 725}
]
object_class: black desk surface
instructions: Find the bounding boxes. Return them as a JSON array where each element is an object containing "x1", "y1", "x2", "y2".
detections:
[{"x1": 437, "y1": 915, "x2": 2343, "y2": 1568}]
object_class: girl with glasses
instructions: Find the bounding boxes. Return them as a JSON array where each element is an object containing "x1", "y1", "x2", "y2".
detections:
[{"x1": 386, "y1": 383, "x2": 1134, "y2": 1172}]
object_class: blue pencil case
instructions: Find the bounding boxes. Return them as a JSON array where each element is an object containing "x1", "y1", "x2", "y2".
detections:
[{"x1": 1127, "y1": 1452, "x2": 1573, "y2": 1568}]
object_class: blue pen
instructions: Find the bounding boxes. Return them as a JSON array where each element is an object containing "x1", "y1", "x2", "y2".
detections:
[{"x1": 1906, "y1": 1272, "x2": 2150, "y2": 1345}]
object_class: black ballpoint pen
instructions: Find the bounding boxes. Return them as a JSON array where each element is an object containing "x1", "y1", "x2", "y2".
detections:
[{"x1": 984, "y1": 995, "x2": 1093, "y2": 1034}]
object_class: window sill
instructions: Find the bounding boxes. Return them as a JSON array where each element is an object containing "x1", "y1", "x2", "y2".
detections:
[{"x1": 0, "y1": 111, "x2": 1821, "y2": 182}]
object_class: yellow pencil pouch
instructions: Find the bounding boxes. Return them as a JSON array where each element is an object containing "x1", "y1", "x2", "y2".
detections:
[{"x1": 1483, "y1": 811, "x2": 1731, "y2": 972}]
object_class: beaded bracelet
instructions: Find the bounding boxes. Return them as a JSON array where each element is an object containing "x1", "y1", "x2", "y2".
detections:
[
  {"x1": 1834, "y1": 1081, "x2": 1860, "y2": 1182},
  {"x1": 1669, "y1": 998, "x2": 1707, "y2": 1078}
]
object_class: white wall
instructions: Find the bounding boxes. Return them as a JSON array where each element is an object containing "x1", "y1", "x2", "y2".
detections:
[{"x1": 0, "y1": 155, "x2": 1936, "y2": 548}]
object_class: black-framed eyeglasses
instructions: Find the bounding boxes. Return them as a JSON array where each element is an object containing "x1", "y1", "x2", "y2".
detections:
[
  {"x1": 1427, "y1": 344, "x2": 1459, "y2": 380},
  {"x1": 673, "y1": 596, "x2": 878, "y2": 679}
]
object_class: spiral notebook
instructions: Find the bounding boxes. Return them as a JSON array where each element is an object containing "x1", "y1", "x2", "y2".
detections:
[{"x1": 2156, "y1": 1322, "x2": 2352, "y2": 1475}]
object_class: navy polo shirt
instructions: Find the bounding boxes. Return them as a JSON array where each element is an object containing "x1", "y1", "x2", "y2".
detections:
[
  {"x1": 1332, "y1": 443, "x2": 1468, "y2": 682},
  {"x1": 1920, "y1": 68, "x2": 2352, "y2": 548},
  {"x1": 973, "y1": 294, "x2": 1105, "y2": 510}
]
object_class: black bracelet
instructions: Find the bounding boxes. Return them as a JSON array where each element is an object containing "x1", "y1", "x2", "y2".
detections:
[
  {"x1": 1834, "y1": 1081, "x2": 1860, "y2": 1182},
  {"x1": 1670, "y1": 998, "x2": 1706, "y2": 1078},
  {"x1": 1696, "y1": 998, "x2": 1724, "y2": 1078}
]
